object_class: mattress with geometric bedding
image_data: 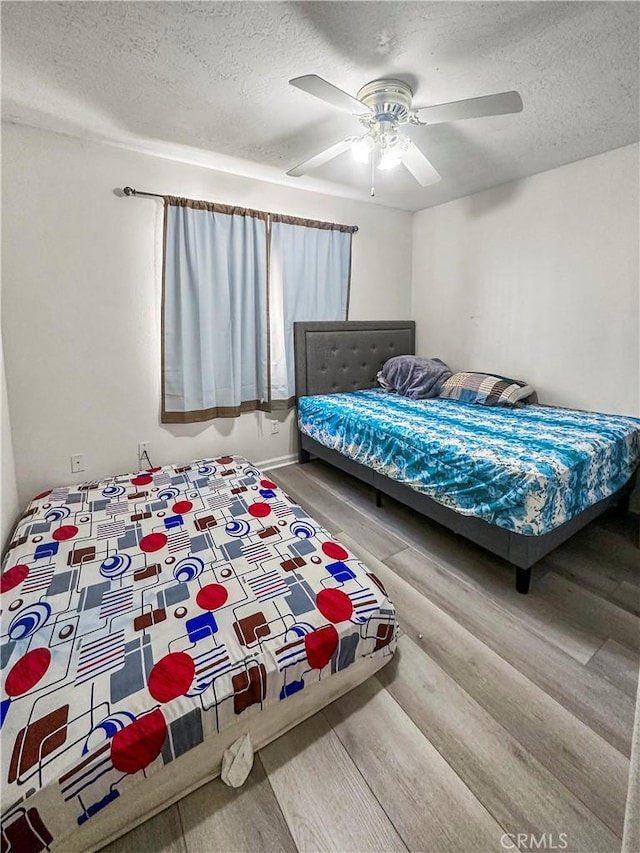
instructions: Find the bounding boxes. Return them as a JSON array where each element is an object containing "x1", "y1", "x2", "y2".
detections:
[{"x1": 0, "y1": 456, "x2": 397, "y2": 851}]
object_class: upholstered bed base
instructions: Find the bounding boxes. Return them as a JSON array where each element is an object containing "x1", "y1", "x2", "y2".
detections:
[{"x1": 294, "y1": 321, "x2": 637, "y2": 594}]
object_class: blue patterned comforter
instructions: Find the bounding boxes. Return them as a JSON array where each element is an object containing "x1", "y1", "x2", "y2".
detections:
[{"x1": 297, "y1": 390, "x2": 640, "y2": 536}]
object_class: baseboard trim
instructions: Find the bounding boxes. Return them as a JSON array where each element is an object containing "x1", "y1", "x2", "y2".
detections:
[{"x1": 256, "y1": 453, "x2": 297, "y2": 471}]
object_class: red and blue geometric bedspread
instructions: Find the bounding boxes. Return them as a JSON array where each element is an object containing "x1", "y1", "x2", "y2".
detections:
[{"x1": 1, "y1": 456, "x2": 396, "y2": 851}]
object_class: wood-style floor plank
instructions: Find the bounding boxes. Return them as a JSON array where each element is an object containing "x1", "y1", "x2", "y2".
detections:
[
  {"x1": 385, "y1": 545, "x2": 636, "y2": 756},
  {"x1": 571, "y1": 522, "x2": 640, "y2": 588},
  {"x1": 540, "y1": 547, "x2": 622, "y2": 598},
  {"x1": 324, "y1": 676, "x2": 505, "y2": 852},
  {"x1": 535, "y1": 572, "x2": 640, "y2": 653},
  {"x1": 338, "y1": 532, "x2": 631, "y2": 838},
  {"x1": 301, "y1": 462, "x2": 612, "y2": 665},
  {"x1": 610, "y1": 581, "x2": 640, "y2": 618},
  {"x1": 379, "y1": 636, "x2": 621, "y2": 853},
  {"x1": 178, "y1": 758, "x2": 296, "y2": 853},
  {"x1": 587, "y1": 639, "x2": 640, "y2": 700},
  {"x1": 271, "y1": 464, "x2": 405, "y2": 560},
  {"x1": 100, "y1": 804, "x2": 186, "y2": 853},
  {"x1": 259, "y1": 710, "x2": 408, "y2": 853},
  {"x1": 297, "y1": 457, "x2": 389, "y2": 515}
]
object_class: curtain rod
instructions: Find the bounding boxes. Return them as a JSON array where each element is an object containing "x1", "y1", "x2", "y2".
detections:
[
  {"x1": 120, "y1": 186, "x2": 359, "y2": 232},
  {"x1": 122, "y1": 186, "x2": 164, "y2": 200}
]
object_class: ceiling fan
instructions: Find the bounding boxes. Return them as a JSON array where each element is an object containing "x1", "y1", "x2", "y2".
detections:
[{"x1": 286, "y1": 75, "x2": 523, "y2": 196}]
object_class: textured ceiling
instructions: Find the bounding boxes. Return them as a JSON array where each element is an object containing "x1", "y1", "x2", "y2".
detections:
[{"x1": 2, "y1": 1, "x2": 639, "y2": 211}]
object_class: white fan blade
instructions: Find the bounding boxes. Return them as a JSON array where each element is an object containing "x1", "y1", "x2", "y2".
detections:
[
  {"x1": 287, "y1": 138, "x2": 354, "y2": 177},
  {"x1": 414, "y1": 90, "x2": 523, "y2": 125},
  {"x1": 289, "y1": 75, "x2": 370, "y2": 115},
  {"x1": 402, "y1": 141, "x2": 441, "y2": 186}
]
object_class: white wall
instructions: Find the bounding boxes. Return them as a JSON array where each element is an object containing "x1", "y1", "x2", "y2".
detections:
[
  {"x1": 412, "y1": 144, "x2": 640, "y2": 416},
  {"x1": 1, "y1": 123, "x2": 412, "y2": 504},
  {"x1": 1, "y1": 236, "x2": 20, "y2": 547},
  {"x1": 1, "y1": 326, "x2": 19, "y2": 549},
  {"x1": 4, "y1": 123, "x2": 638, "y2": 508}
]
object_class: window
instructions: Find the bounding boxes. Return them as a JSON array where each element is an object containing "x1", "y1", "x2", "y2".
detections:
[{"x1": 161, "y1": 196, "x2": 355, "y2": 423}]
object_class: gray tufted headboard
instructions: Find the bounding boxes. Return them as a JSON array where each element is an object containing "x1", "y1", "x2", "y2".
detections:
[{"x1": 294, "y1": 321, "x2": 416, "y2": 398}]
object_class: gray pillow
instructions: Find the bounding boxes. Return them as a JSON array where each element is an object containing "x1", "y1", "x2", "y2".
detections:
[{"x1": 379, "y1": 355, "x2": 453, "y2": 400}]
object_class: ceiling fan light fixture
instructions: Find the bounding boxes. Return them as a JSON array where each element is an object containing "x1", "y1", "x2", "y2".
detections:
[
  {"x1": 378, "y1": 133, "x2": 410, "y2": 171},
  {"x1": 352, "y1": 135, "x2": 375, "y2": 164},
  {"x1": 378, "y1": 150, "x2": 402, "y2": 171}
]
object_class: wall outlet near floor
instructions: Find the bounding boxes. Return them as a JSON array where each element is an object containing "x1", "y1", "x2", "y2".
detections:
[
  {"x1": 138, "y1": 441, "x2": 150, "y2": 465},
  {"x1": 270, "y1": 420, "x2": 279, "y2": 435},
  {"x1": 70, "y1": 453, "x2": 85, "y2": 473}
]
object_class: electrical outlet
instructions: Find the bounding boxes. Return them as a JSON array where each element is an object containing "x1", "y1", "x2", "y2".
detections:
[
  {"x1": 270, "y1": 420, "x2": 279, "y2": 435},
  {"x1": 138, "y1": 441, "x2": 150, "y2": 465},
  {"x1": 70, "y1": 453, "x2": 85, "y2": 473}
]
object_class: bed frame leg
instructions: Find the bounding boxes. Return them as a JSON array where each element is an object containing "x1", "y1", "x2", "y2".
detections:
[
  {"x1": 298, "y1": 446, "x2": 311, "y2": 464},
  {"x1": 615, "y1": 493, "x2": 630, "y2": 515},
  {"x1": 375, "y1": 490, "x2": 383, "y2": 508},
  {"x1": 515, "y1": 567, "x2": 531, "y2": 595}
]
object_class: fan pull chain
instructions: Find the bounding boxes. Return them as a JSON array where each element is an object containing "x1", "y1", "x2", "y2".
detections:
[{"x1": 370, "y1": 148, "x2": 376, "y2": 198}]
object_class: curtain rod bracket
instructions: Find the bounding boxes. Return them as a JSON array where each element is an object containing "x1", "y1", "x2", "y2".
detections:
[{"x1": 121, "y1": 186, "x2": 165, "y2": 200}]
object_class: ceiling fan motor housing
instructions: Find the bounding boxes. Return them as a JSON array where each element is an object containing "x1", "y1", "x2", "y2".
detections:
[{"x1": 357, "y1": 79, "x2": 414, "y2": 126}]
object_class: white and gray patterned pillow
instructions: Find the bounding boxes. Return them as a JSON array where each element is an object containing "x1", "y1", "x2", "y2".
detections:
[{"x1": 439, "y1": 372, "x2": 535, "y2": 408}]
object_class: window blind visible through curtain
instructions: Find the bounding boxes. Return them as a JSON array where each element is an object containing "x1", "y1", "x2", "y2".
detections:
[{"x1": 161, "y1": 197, "x2": 355, "y2": 423}]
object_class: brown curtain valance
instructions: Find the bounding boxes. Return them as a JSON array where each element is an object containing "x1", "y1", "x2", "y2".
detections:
[
  {"x1": 163, "y1": 194, "x2": 357, "y2": 233},
  {"x1": 269, "y1": 213, "x2": 357, "y2": 233},
  {"x1": 163, "y1": 196, "x2": 268, "y2": 220}
]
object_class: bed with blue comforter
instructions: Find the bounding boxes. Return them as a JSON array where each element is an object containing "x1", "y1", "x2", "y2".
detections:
[
  {"x1": 298, "y1": 389, "x2": 640, "y2": 537},
  {"x1": 293, "y1": 320, "x2": 639, "y2": 592}
]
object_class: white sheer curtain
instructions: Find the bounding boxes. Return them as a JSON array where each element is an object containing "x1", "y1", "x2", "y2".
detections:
[
  {"x1": 162, "y1": 201, "x2": 268, "y2": 422},
  {"x1": 268, "y1": 219, "x2": 352, "y2": 406}
]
